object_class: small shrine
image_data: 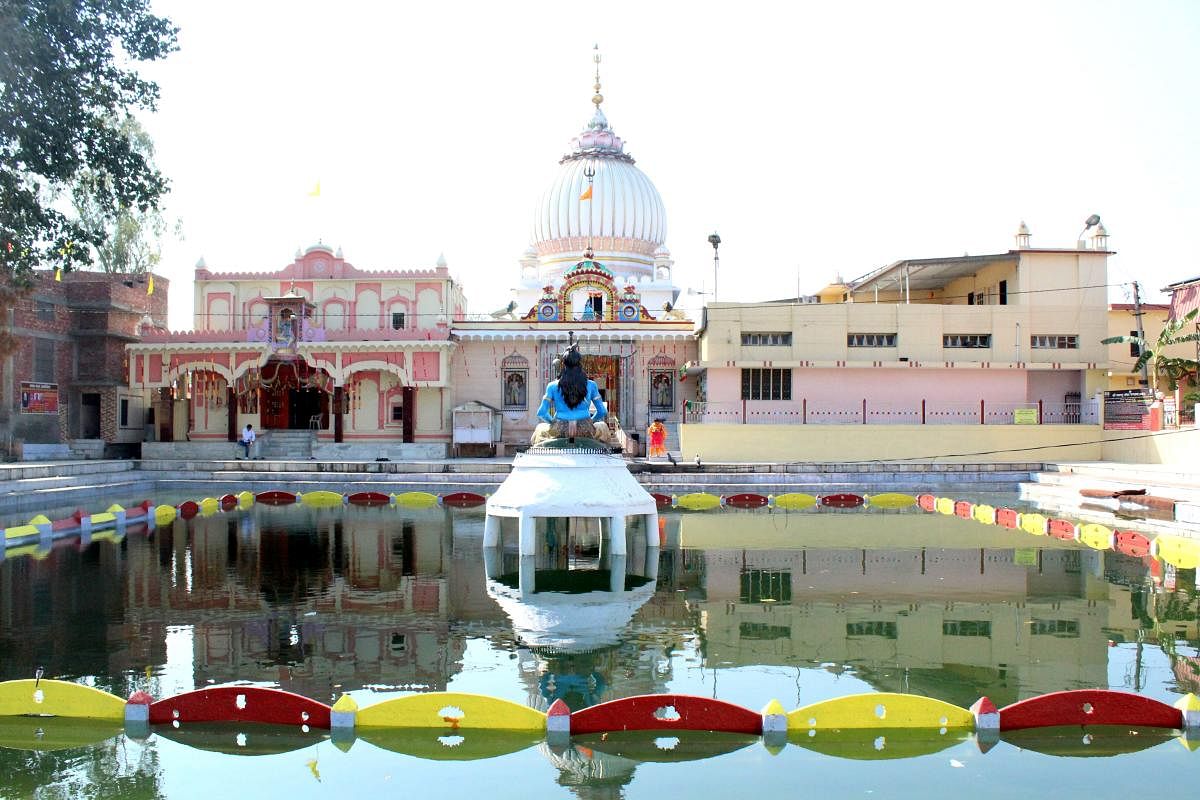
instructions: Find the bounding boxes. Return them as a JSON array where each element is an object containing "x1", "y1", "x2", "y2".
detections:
[
  {"x1": 523, "y1": 256, "x2": 651, "y2": 323},
  {"x1": 247, "y1": 283, "x2": 326, "y2": 351}
]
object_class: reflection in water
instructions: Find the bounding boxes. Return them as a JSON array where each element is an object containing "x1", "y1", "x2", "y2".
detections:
[{"x1": 0, "y1": 502, "x2": 1198, "y2": 793}]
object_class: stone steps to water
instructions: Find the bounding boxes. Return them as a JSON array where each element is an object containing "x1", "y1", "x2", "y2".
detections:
[
  {"x1": 1031, "y1": 463, "x2": 1200, "y2": 502},
  {"x1": 0, "y1": 459, "x2": 137, "y2": 481},
  {"x1": 0, "y1": 457, "x2": 1049, "y2": 515}
]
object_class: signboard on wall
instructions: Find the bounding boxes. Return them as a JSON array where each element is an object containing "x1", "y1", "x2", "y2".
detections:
[
  {"x1": 19, "y1": 382, "x2": 59, "y2": 414},
  {"x1": 1103, "y1": 389, "x2": 1154, "y2": 430},
  {"x1": 1013, "y1": 408, "x2": 1038, "y2": 425}
]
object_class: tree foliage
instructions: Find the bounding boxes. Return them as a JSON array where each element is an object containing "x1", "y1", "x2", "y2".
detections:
[
  {"x1": 71, "y1": 115, "x2": 179, "y2": 273},
  {"x1": 0, "y1": 0, "x2": 178, "y2": 286},
  {"x1": 1102, "y1": 308, "x2": 1200, "y2": 391}
]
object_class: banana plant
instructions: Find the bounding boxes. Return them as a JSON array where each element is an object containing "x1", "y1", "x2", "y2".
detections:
[{"x1": 1102, "y1": 308, "x2": 1200, "y2": 391}]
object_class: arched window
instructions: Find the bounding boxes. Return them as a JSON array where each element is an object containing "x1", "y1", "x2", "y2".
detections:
[
  {"x1": 648, "y1": 353, "x2": 675, "y2": 410},
  {"x1": 501, "y1": 353, "x2": 528, "y2": 410}
]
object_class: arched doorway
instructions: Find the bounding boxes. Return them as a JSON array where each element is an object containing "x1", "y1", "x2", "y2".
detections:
[{"x1": 256, "y1": 358, "x2": 333, "y2": 430}]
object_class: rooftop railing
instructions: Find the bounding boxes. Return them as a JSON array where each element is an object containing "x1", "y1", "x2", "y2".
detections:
[{"x1": 683, "y1": 399, "x2": 1101, "y2": 425}]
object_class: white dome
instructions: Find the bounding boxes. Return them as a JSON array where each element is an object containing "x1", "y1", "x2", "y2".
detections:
[{"x1": 531, "y1": 109, "x2": 667, "y2": 258}]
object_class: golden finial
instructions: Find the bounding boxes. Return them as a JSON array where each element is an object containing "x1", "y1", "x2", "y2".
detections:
[{"x1": 592, "y1": 43, "x2": 603, "y2": 108}]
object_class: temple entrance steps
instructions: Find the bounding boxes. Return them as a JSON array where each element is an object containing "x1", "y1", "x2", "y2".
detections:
[
  {"x1": 258, "y1": 430, "x2": 313, "y2": 460},
  {"x1": 662, "y1": 421, "x2": 682, "y2": 459}
]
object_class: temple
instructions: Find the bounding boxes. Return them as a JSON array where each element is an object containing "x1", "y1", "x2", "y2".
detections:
[{"x1": 127, "y1": 47, "x2": 697, "y2": 457}]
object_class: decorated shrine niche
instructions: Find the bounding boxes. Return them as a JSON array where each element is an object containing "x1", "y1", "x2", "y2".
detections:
[
  {"x1": 247, "y1": 284, "x2": 326, "y2": 348},
  {"x1": 522, "y1": 258, "x2": 648, "y2": 322}
]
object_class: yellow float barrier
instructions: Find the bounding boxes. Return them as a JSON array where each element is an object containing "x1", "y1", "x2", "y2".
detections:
[
  {"x1": 772, "y1": 493, "x2": 817, "y2": 511},
  {"x1": 4, "y1": 524, "x2": 40, "y2": 542},
  {"x1": 676, "y1": 492, "x2": 722, "y2": 511},
  {"x1": 866, "y1": 493, "x2": 916, "y2": 510},
  {"x1": 0, "y1": 679, "x2": 125, "y2": 721},
  {"x1": 788, "y1": 692, "x2": 974, "y2": 731},
  {"x1": 3, "y1": 543, "x2": 48, "y2": 560},
  {"x1": 154, "y1": 505, "x2": 177, "y2": 525},
  {"x1": 1154, "y1": 535, "x2": 1200, "y2": 570},
  {"x1": 300, "y1": 490, "x2": 345, "y2": 507},
  {"x1": 357, "y1": 691, "x2": 546, "y2": 732},
  {"x1": 793, "y1": 727, "x2": 968, "y2": 760},
  {"x1": 105, "y1": 504, "x2": 125, "y2": 513},
  {"x1": 972, "y1": 504, "x2": 996, "y2": 525},
  {"x1": 934, "y1": 497, "x2": 954, "y2": 515},
  {"x1": 1078, "y1": 523, "x2": 1113, "y2": 551},
  {"x1": 198, "y1": 497, "x2": 220, "y2": 514},
  {"x1": 89, "y1": 511, "x2": 116, "y2": 525},
  {"x1": 28, "y1": 514, "x2": 51, "y2": 526},
  {"x1": 394, "y1": 491, "x2": 439, "y2": 509},
  {"x1": 236, "y1": 490, "x2": 254, "y2": 506},
  {"x1": 1020, "y1": 512, "x2": 1048, "y2": 536},
  {"x1": 358, "y1": 728, "x2": 544, "y2": 761},
  {"x1": 0, "y1": 716, "x2": 124, "y2": 752}
]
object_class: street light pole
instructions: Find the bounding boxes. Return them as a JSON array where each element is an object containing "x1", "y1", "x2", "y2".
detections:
[{"x1": 707, "y1": 231, "x2": 721, "y2": 302}]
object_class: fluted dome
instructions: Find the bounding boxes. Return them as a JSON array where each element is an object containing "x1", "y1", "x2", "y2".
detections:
[{"x1": 531, "y1": 108, "x2": 667, "y2": 258}]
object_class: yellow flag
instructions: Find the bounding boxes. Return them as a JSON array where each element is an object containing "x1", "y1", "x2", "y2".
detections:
[
  {"x1": 54, "y1": 266, "x2": 62, "y2": 282},
  {"x1": 307, "y1": 180, "x2": 321, "y2": 198},
  {"x1": 579, "y1": 184, "x2": 593, "y2": 201},
  {"x1": 147, "y1": 274, "x2": 155, "y2": 295}
]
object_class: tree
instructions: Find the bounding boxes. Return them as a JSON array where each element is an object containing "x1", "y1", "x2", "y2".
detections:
[
  {"x1": 0, "y1": 0, "x2": 178, "y2": 286},
  {"x1": 71, "y1": 116, "x2": 179, "y2": 273},
  {"x1": 1101, "y1": 309, "x2": 1200, "y2": 392}
]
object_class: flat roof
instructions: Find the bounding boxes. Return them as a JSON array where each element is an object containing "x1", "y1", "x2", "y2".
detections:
[{"x1": 848, "y1": 252, "x2": 1018, "y2": 295}]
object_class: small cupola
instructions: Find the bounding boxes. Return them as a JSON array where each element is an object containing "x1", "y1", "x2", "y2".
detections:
[{"x1": 1015, "y1": 221, "x2": 1031, "y2": 249}]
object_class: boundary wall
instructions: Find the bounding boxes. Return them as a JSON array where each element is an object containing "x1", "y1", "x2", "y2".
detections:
[{"x1": 681, "y1": 424, "x2": 1104, "y2": 463}]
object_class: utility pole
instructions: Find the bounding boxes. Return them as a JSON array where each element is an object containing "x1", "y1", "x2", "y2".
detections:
[
  {"x1": 1132, "y1": 281, "x2": 1150, "y2": 388},
  {"x1": 707, "y1": 232, "x2": 721, "y2": 303}
]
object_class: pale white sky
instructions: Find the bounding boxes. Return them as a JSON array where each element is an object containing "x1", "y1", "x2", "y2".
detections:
[{"x1": 138, "y1": 0, "x2": 1200, "y2": 330}]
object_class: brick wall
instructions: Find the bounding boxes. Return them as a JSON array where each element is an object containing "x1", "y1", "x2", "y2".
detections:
[{"x1": 3, "y1": 269, "x2": 169, "y2": 449}]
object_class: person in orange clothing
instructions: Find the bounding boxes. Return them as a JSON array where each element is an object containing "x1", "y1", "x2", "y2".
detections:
[{"x1": 647, "y1": 419, "x2": 667, "y2": 458}]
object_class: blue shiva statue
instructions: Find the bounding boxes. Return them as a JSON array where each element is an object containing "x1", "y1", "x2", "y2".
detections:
[{"x1": 532, "y1": 344, "x2": 612, "y2": 445}]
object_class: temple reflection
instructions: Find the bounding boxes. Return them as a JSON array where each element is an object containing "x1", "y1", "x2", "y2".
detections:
[{"x1": 0, "y1": 505, "x2": 1195, "y2": 716}]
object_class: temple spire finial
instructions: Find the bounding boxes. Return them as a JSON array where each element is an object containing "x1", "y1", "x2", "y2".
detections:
[{"x1": 592, "y1": 43, "x2": 603, "y2": 109}]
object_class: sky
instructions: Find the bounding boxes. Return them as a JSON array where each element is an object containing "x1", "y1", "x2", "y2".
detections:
[{"x1": 136, "y1": 0, "x2": 1200, "y2": 331}]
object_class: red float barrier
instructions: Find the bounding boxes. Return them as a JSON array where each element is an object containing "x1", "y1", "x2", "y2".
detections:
[
  {"x1": 995, "y1": 508, "x2": 1019, "y2": 529},
  {"x1": 441, "y1": 491, "x2": 486, "y2": 508},
  {"x1": 821, "y1": 493, "x2": 865, "y2": 509},
  {"x1": 917, "y1": 494, "x2": 936, "y2": 512},
  {"x1": 148, "y1": 687, "x2": 332, "y2": 728},
  {"x1": 177, "y1": 500, "x2": 200, "y2": 519},
  {"x1": 125, "y1": 500, "x2": 152, "y2": 521},
  {"x1": 999, "y1": 689, "x2": 1182, "y2": 732},
  {"x1": 569, "y1": 694, "x2": 762, "y2": 736},
  {"x1": 1114, "y1": 530, "x2": 1152, "y2": 558},
  {"x1": 1047, "y1": 519, "x2": 1077, "y2": 541},
  {"x1": 954, "y1": 501, "x2": 973, "y2": 519},
  {"x1": 347, "y1": 491, "x2": 391, "y2": 507},
  {"x1": 724, "y1": 493, "x2": 769, "y2": 509},
  {"x1": 51, "y1": 514, "x2": 78, "y2": 532},
  {"x1": 651, "y1": 493, "x2": 673, "y2": 508},
  {"x1": 219, "y1": 494, "x2": 238, "y2": 510},
  {"x1": 255, "y1": 491, "x2": 297, "y2": 506}
]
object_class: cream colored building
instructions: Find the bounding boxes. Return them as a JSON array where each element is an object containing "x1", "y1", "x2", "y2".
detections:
[{"x1": 682, "y1": 223, "x2": 1118, "y2": 460}]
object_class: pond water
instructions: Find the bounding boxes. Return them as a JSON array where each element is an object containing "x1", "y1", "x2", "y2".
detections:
[{"x1": 1, "y1": 499, "x2": 1198, "y2": 798}]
